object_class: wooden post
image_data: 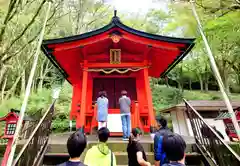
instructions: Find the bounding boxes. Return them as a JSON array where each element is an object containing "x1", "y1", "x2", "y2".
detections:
[
  {"x1": 71, "y1": 84, "x2": 82, "y2": 128},
  {"x1": 1, "y1": 139, "x2": 13, "y2": 166},
  {"x1": 79, "y1": 61, "x2": 88, "y2": 132},
  {"x1": 143, "y1": 68, "x2": 155, "y2": 129}
]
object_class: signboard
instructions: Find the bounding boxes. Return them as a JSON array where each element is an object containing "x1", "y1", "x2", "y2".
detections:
[
  {"x1": 107, "y1": 114, "x2": 123, "y2": 133},
  {"x1": 221, "y1": 109, "x2": 240, "y2": 138}
]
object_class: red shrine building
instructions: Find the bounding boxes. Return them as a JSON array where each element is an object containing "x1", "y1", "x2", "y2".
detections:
[{"x1": 41, "y1": 12, "x2": 195, "y2": 134}]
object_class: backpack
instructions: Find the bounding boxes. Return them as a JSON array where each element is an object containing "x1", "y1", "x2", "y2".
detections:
[{"x1": 157, "y1": 135, "x2": 169, "y2": 166}]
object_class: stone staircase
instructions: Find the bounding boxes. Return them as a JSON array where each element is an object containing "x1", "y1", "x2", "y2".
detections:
[{"x1": 42, "y1": 134, "x2": 205, "y2": 166}]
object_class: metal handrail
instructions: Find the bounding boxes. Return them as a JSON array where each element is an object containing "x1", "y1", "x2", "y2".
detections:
[
  {"x1": 12, "y1": 100, "x2": 56, "y2": 166},
  {"x1": 184, "y1": 99, "x2": 240, "y2": 166}
]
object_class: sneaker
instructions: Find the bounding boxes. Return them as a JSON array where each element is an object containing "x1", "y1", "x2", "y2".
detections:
[{"x1": 122, "y1": 138, "x2": 129, "y2": 141}]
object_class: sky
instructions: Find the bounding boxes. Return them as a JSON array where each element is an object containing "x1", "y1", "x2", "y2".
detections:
[{"x1": 105, "y1": 0, "x2": 168, "y2": 13}]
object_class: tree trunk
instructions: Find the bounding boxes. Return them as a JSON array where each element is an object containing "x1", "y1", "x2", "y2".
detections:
[
  {"x1": 199, "y1": 76, "x2": 204, "y2": 91},
  {"x1": 38, "y1": 65, "x2": 44, "y2": 91},
  {"x1": 21, "y1": 70, "x2": 25, "y2": 95},
  {"x1": 38, "y1": 57, "x2": 49, "y2": 91},
  {"x1": 166, "y1": 78, "x2": 169, "y2": 87},
  {"x1": 205, "y1": 81, "x2": 209, "y2": 91},
  {"x1": 189, "y1": 79, "x2": 192, "y2": 90},
  {"x1": 4, "y1": 75, "x2": 21, "y2": 100},
  {"x1": 224, "y1": 76, "x2": 230, "y2": 94},
  {"x1": 0, "y1": 65, "x2": 7, "y2": 86},
  {"x1": 177, "y1": 81, "x2": 183, "y2": 92},
  {"x1": 1, "y1": 76, "x2": 7, "y2": 102}
]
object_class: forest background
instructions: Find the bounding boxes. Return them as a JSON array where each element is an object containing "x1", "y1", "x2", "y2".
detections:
[{"x1": 0, "y1": 0, "x2": 240, "y2": 132}]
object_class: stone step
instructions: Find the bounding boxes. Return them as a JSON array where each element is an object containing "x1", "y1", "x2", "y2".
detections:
[
  {"x1": 43, "y1": 152, "x2": 203, "y2": 166},
  {"x1": 48, "y1": 142, "x2": 195, "y2": 154}
]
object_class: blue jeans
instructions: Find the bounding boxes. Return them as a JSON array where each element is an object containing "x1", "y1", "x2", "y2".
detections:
[{"x1": 121, "y1": 114, "x2": 131, "y2": 138}]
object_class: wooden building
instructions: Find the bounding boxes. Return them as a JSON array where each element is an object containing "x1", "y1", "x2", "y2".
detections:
[
  {"x1": 41, "y1": 11, "x2": 194, "y2": 134},
  {"x1": 162, "y1": 100, "x2": 240, "y2": 140}
]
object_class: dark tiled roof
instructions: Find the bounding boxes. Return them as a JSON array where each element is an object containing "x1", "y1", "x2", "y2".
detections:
[
  {"x1": 177, "y1": 100, "x2": 240, "y2": 108},
  {"x1": 161, "y1": 100, "x2": 240, "y2": 113}
]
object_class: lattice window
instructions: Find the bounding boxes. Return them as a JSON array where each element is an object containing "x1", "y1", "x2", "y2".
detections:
[
  {"x1": 6, "y1": 123, "x2": 16, "y2": 135},
  {"x1": 110, "y1": 49, "x2": 121, "y2": 64},
  {"x1": 226, "y1": 123, "x2": 235, "y2": 133}
]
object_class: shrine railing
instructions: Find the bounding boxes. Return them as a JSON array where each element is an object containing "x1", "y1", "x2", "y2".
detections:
[
  {"x1": 19, "y1": 110, "x2": 42, "y2": 140},
  {"x1": 12, "y1": 100, "x2": 56, "y2": 166},
  {"x1": 0, "y1": 138, "x2": 7, "y2": 145},
  {"x1": 184, "y1": 99, "x2": 240, "y2": 166}
]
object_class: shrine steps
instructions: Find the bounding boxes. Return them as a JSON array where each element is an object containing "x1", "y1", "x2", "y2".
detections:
[
  {"x1": 43, "y1": 152, "x2": 203, "y2": 166},
  {"x1": 42, "y1": 134, "x2": 205, "y2": 166}
]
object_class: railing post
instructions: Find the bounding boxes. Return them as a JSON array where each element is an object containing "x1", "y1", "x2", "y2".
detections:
[{"x1": 12, "y1": 100, "x2": 56, "y2": 166}]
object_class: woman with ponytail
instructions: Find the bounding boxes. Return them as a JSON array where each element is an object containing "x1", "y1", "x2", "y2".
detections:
[{"x1": 127, "y1": 128, "x2": 151, "y2": 166}]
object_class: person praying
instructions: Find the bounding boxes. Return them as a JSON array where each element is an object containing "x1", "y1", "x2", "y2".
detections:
[
  {"x1": 119, "y1": 90, "x2": 131, "y2": 140},
  {"x1": 97, "y1": 91, "x2": 109, "y2": 130}
]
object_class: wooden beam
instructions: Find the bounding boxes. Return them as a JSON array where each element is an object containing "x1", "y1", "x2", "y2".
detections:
[
  {"x1": 53, "y1": 36, "x2": 109, "y2": 52},
  {"x1": 143, "y1": 45, "x2": 152, "y2": 60},
  {"x1": 121, "y1": 33, "x2": 180, "y2": 51},
  {"x1": 86, "y1": 53, "x2": 143, "y2": 62},
  {"x1": 85, "y1": 62, "x2": 147, "y2": 68},
  {"x1": 80, "y1": 46, "x2": 87, "y2": 60}
]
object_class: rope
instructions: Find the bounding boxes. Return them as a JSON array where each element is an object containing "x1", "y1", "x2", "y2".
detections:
[
  {"x1": 190, "y1": 0, "x2": 240, "y2": 140},
  {"x1": 7, "y1": 2, "x2": 52, "y2": 165},
  {"x1": 84, "y1": 66, "x2": 149, "y2": 74}
]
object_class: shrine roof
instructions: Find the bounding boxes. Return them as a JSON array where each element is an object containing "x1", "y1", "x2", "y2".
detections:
[
  {"x1": 41, "y1": 11, "x2": 195, "y2": 84},
  {"x1": 43, "y1": 16, "x2": 194, "y2": 45}
]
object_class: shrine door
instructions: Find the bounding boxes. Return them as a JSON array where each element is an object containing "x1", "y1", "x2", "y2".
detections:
[
  {"x1": 93, "y1": 78, "x2": 137, "y2": 133},
  {"x1": 92, "y1": 78, "x2": 137, "y2": 109}
]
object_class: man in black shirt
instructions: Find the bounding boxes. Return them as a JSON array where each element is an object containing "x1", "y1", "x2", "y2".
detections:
[{"x1": 57, "y1": 131, "x2": 87, "y2": 166}]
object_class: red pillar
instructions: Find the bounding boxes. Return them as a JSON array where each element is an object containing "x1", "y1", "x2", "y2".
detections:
[
  {"x1": 1, "y1": 139, "x2": 13, "y2": 166},
  {"x1": 143, "y1": 68, "x2": 155, "y2": 129},
  {"x1": 79, "y1": 63, "x2": 88, "y2": 131},
  {"x1": 70, "y1": 84, "x2": 82, "y2": 121}
]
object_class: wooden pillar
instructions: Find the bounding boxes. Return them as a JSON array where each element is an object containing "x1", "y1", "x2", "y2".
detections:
[
  {"x1": 78, "y1": 61, "x2": 88, "y2": 131},
  {"x1": 87, "y1": 74, "x2": 93, "y2": 112},
  {"x1": 1, "y1": 139, "x2": 13, "y2": 166},
  {"x1": 143, "y1": 68, "x2": 155, "y2": 127},
  {"x1": 70, "y1": 84, "x2": 82, "y2": 121}
]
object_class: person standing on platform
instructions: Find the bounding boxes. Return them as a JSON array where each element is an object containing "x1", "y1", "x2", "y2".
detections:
[
  {"x1": 97, "y1": 91, "x2": 109, "y2": 130},
  {"x1": 119, "y1": 90, "x2": 131, "y2": 141},
  {"x1": 127, "y1": 128, "x2": 151, "y2": 166},
  {"x1": 154, "y1": 117, "x2": 172, "y2": 166}
]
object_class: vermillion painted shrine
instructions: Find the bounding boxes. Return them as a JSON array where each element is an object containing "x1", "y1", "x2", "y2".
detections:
[{"x1": 41, "y1": 11, "x2": 195, "y2": 134}]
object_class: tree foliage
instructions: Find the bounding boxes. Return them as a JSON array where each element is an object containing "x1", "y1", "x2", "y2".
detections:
[{"x1": 165, "y1": 0, "x2": 240, "y2": 93}]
